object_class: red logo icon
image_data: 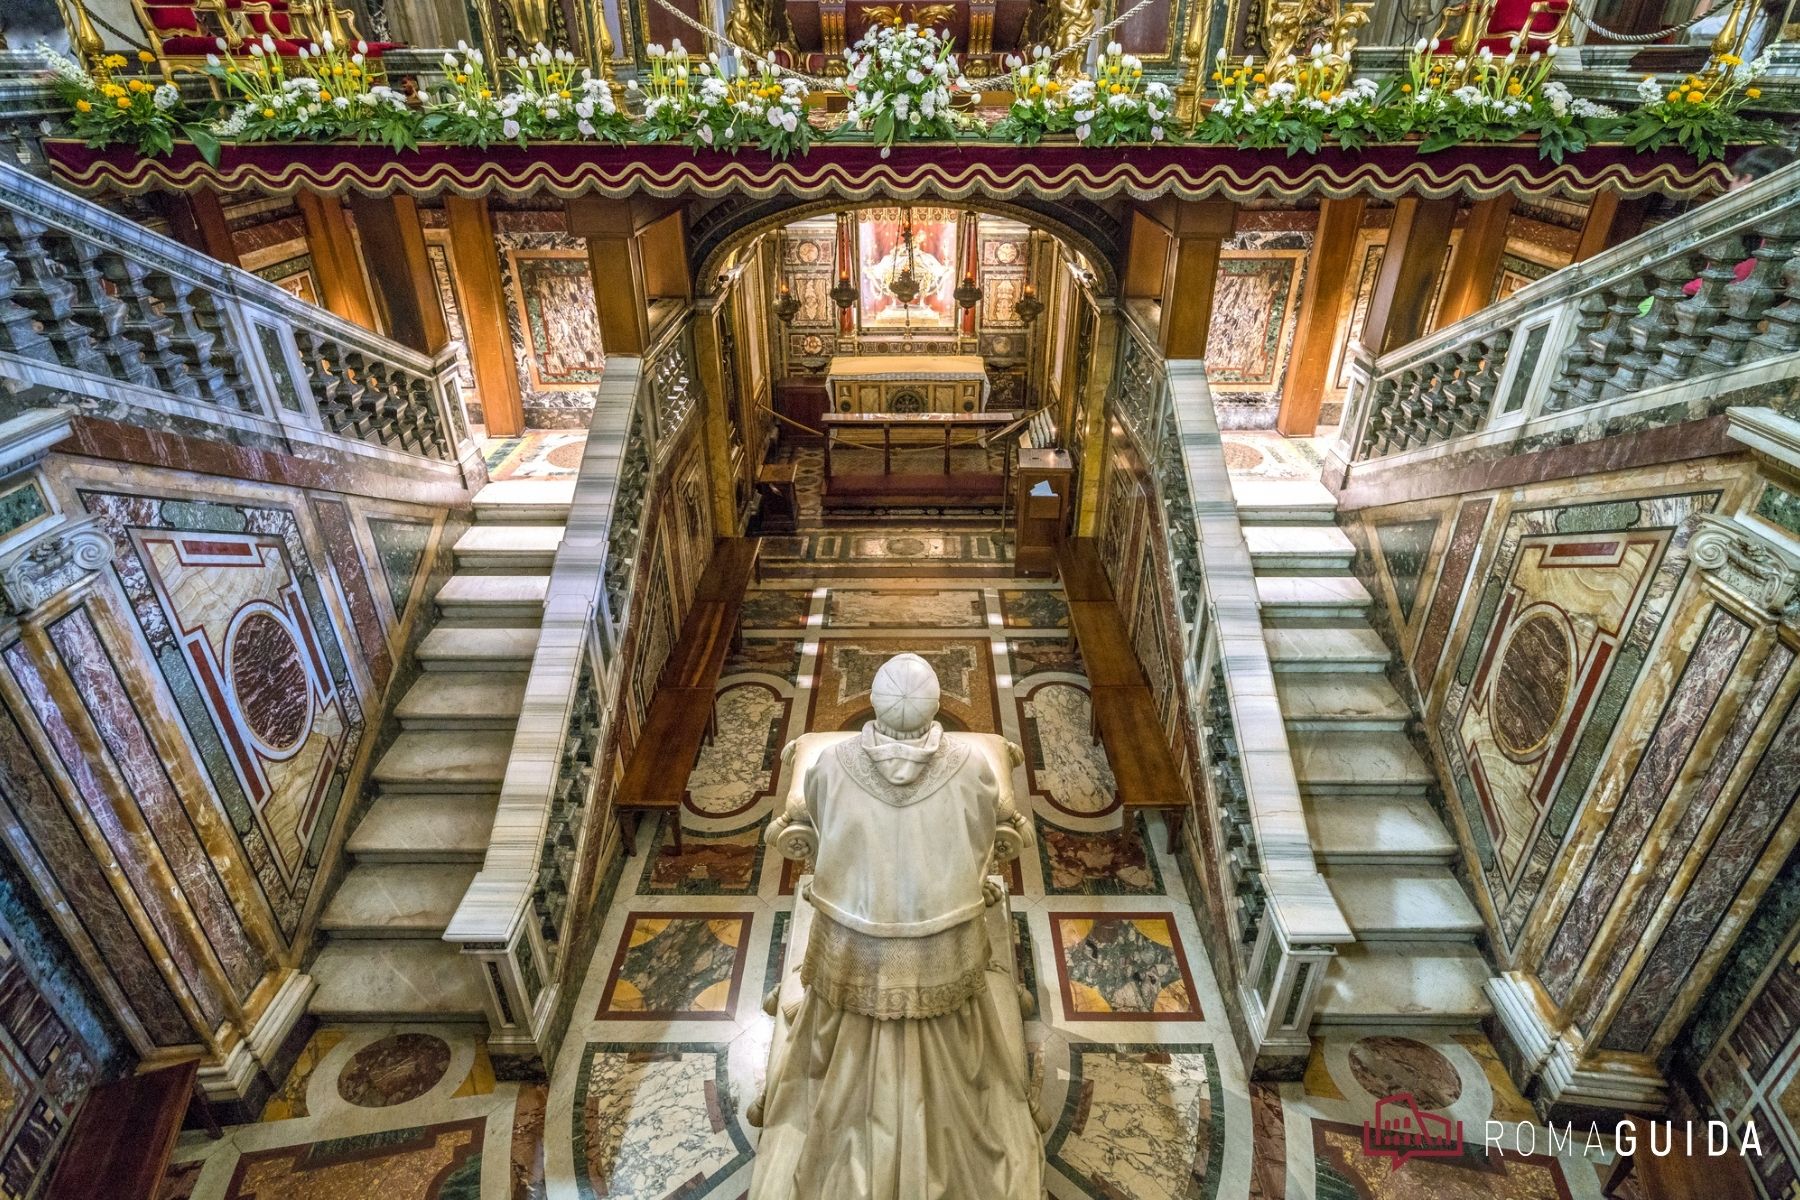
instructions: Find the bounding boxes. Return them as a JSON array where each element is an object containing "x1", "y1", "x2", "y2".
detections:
[{"x1": 1363, "y1": 1093, "x2": 1464, "y2": 1167}]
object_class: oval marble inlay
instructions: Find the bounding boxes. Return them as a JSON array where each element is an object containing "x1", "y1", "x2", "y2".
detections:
[
  {"x1": 1346, "y1": 1036, "x2": 1462, "y2": 1110},
  {"x1": 228, "y1": 610, "x2": 310, "y2": 753},
  {"x1": 1492, "y1": 612, "x2": 1572, "y2": 760},
  {"x1": 337, "y1": 1032, "x2": 452, "y2": 1108}
]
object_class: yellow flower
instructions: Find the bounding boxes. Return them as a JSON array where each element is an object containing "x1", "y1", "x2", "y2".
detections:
[
  {"x1": 1747, "y1": 86, "x2": 1762, "y2": 98},
  {"x1": 75, "y1": 99, "x2": 92, "y2": 112},
  {"x1": 1400, "y1": 82, "x2": 1412, "y2": 93},
  {"x1": 127, "y1": 78, "x2": 147, "y2": 92},
  {"x1": 1253, "y1": 71, "x2": 1266, "y2": 83},
  {"x1": 116, "y1": 96, "x2": 130, "y2": 108},
  {"x1": 262, "y1": 106, "x2": 276, "y2": 117},
  {"x1": 480, "y1": 88, "x2": 492, "y2": 98},
  {"x1": 102, "y1": 53, "x2": 126, "y2": 69},
  {"x1": 1506, "y1": 80, "x2": 1521, "y2": 94},
  {"x1": 1667, "y1": 89, "x2": 1680, "y2": 101},
  {"x1": 331, "y1": 64, "x2": 344, "y2": 74},
  {"x1": 138, "y1": 49, "x2": 155, "y2": 63},
  {"x1": 101, "y1": 82, "x2": 125, "y2": 97},
  {"x1": 559, "y1": 89, "x2": 571, "y2": 99},
  {"x1": 455, "y1": 72, "x2": 468, "y2": 83},
  {"x1": 319, "y1": 88, "x2": 332, "y2": 100},
  {"x1": 1687, "y1": 89, "x2": 1703, "y2": 102}
]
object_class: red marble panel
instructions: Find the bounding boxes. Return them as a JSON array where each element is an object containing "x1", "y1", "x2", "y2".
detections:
[
  {"x1": 1411, "y1": 496, "x2": 1491, "y2": 691},
  {"x1": 309, "y1": 498, "x2": 393, "y2": 691}
]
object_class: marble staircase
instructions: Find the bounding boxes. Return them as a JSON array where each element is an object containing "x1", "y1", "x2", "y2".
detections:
[
  {"x1": 1235, "y1": 478, "x2": 1491, "y2": 1027},
  {"x1": 310, "y1": 479, "x2": 573, "y2": 1023}
]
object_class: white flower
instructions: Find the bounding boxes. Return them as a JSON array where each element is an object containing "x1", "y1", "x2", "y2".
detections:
[
  {"x1": 502, "y1": 118, "x2": 520, "y2": 137},
  {"x1": 578, "y1": 118, "x2": 595, "y2": 135},
  {"x1": 1107, "y1": 41, "x2": 1122, "y2": 55},
  {"x1": 699, "y1": 124, "x2": 713, "y2": 143},
  {"x1": 1076, "y1": 122, "x2": 1091, "y2": 140},
  {"x1": 1151, "y1": 124, "x2": 1164, "y2": 140},
  {"x1": 782, "y1": 110, "x2": 798, "y2": 131}
]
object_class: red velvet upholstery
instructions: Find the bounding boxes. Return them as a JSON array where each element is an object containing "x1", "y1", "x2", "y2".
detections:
[
  {"x1": 1434, "y1": 0, "x2": 1567, "y2": 53},
  {"x1": 144, "y1": 5, "x2": 202, "y2": 31}
]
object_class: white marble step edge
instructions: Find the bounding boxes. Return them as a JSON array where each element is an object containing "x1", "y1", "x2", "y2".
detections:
[
  {"x1": 1306, "y1": 797, "x2": 1459, "y2": 865},
  {"x1": 319, "y1": 863, "x2": 481, "y2": 937},
  {"x1": 309, "y1": 940, "x2": 489, "y2": 1022},
  {"x1": 1323, "y1": 866, "x2": 1484, "y2": 940},
  {"x1": 1290, "y1": 729, "x2": 1435, "y2": 797},
  {"x1": 1312, "y1": 942, "x2": 1493, "y2": 1026},
  {"x1": 1275, "y1": 673, "x2": 1410, "y2": 731},
  {"x1": 416, "y1": 625, "x2": 540, "y2": 671},
  {"x1": 395, "y1": 671, "x2": 529, "y2": 730},
  {"x1": 1256, "y1": 575, "x2": 1374, "y2": 616},
  {"x1": 347, "y1": 793, "x2": 500, "y2": 864},
  {"x1": 434, "y1": 574, "x2": 551, "y2": 627},
  {"x1": 472, "y1": 479, "x2": 576, "y2": 525},
  {"x1": 372, "y1": 729, "x2": 514, "y2": 794},
  {"x1": 451, "y1": 524, "x2": 564, "y2": 572},
  {"x1": 1229, "y1": 480, "x2": 1339, "y2": 524},
  {"x1": 1262, "y1": 623, "x2": 1392, "y2": 673},
  {"x1": 1242, "y1": 524, "x2": 1357, "y2": 569}
]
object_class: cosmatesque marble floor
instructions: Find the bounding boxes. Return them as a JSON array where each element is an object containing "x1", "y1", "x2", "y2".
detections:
[{"x1": 160, "y1": 571, "x2": 1628, "y2": 1200}]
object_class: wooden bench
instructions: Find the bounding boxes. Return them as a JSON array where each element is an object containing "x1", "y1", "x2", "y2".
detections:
[
  {"x1": 613, "y1": 537, "x2": 761, "y2": 854},
  {"x1": 44, "y1": 1058, "x2": 219, "y2": 1200},
  {"x1": 1056, "y1": 541, "x2": 1189, "y2": 850}
]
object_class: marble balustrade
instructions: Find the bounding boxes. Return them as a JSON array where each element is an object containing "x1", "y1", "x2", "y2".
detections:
[
  {"x1": 1338, "y1": 159, "x2": 1800, "y2": 474},
  {"x1": 0, "y1": 161, "x2": 480, "y2": 486}
]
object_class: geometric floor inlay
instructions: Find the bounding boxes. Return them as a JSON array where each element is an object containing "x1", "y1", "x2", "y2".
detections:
[
  {"x1": 1038, "y1": 813, "x2": 1164, "y2": 895},
  {"x1": 596, "y1": 913, "x2": 752, "y2": 1019},
  {"x1": 335, "y1": 1032, "x2": 453, "y2": 1108},
  {"x1": 572, "y1": 1041, "x2": 752, "y2": 1200},
  {"x1": 1312, "y1": 1117, "x2": 1576, "y2": 1198},
  {"x1": 1048, "y1": 1043, "x2": 1223, "y2": 1200},
  {"x1": 1050, "y1": 912, "x2": 1203, "y2": 1020},
  {"x1": 224, "y1": 1118, "x2": 485, "y2": 1199}
]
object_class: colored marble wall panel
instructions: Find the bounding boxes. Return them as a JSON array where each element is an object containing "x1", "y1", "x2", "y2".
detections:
[
  {"x1": 0, "y1": 705, "x2": 190, "y2": 1046},
  {"x1": 367, "y1": 517, "x2": 434, "y2": 617},
  {"x1": 309, "y1": 498, "x2": 392, "y2": 690},
  {"x1": 45, "y1": 609, "x2": 266, "y2": 1001},
  {"x1": 1412, "y1": 497, "x2": 1491, "y2": 690},
  {"x1": 1372, "y1": 515, "x2": 1440, "y2": 624},
  {"x1": 1538, "y1": 607, "x2": 1751, "y2": 1007}
]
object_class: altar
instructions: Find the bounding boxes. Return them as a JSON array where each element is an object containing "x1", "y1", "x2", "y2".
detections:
[{"x1": 826, "y1": 355, "x2": 990, "y2": 416}]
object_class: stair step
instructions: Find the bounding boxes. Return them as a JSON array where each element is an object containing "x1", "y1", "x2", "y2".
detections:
[
  {"x1": 1324, "y1": 866, "x2": 1484, "y2": 941},
  {"x1": 417, "y1": 625, "x2": 539, "y2": 671},
  {"x1": 373, "y1": 730, "x2": 513, "y2": 794},
  {"x1": 347, "y1": 793, "x2": 498, "y2": 863},
  {"x1": 1291, "y1": 729, "x2": 1434, "y2": 796},
  {"x1": 1231, "y1": 479, "x2": 1339, "y2": 524},
  {"x1": 1276, "y1": 673, "x2": 1410, "y2": 731},
  {"x1": 1243, "y1": 524, "x2": 1356, "y2": 572},
  {"x1": 395, "y1": 672, "x2": 528, "y2": 730},
  {"x1": 309, "y1": 940, "x2": 489, "y2": 1022},
  {"x1": 1313, "y1": 942, "x2": 1492, "y2": 1026},
  {"x1": 1307, "y1": 797, "x2": 1459, "y2": 865},
  {"x1": 1263, "y1": 623, "x2": 1392, "y2": 673},
  {"x1": 472, "y1": 479, "x2": 576, "y2": 525},
  {"x1": 1257, "y1": 575, "x2": 1373, "y2": 619},
  {"x1": 452, "y1": 524, "x2": 563, "y2": 572},
  {"x1": 319, "y1": 863, "x2": 479, "y2": 938},
  {"x1": 435, "y1": 574, "x2": 549, "y2": 626}
]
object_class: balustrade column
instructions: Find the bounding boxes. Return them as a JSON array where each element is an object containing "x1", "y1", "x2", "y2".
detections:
[
  {"x1": 1359, "y1": 197, "x2": 1456, "y2": 356},
  {"x1": 296, "y1": 191, "x2": 380, "y2": 332},
  {"x1": 1433, "y1": 195, "x2": 1514, "y2": 330},
  {"x1": 443, "y1": 195, "x2": 527, "y2": 436},
  {"x1": 1277, "y1": 196, "x2": 1365, "y2": 436},
  {"x1": 346, "y1": 194, "x2": 450, "y2": 355}
]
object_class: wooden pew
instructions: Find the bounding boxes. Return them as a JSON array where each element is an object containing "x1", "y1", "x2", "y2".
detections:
[
  {"x1": 44, "y1": 1058, "x2": 219, "y2": 1200},
  {"x1": 613, "y1": 537, "x2": 761, "y2": 853},
  {"x1": 1057, "y1": 543, "x2": 1190, "y2": 850}
]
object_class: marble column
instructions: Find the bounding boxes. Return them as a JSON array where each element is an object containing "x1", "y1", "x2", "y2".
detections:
[
  {"x1": 1433, "y1": 196, "x2": 1515, "y2": 330},
  {"x1": 567, "y1": 196, "x2": 653, "y2": 357},
  {"x1": 346, "y1": 194, "x2": 451, "y2": 355},
  {"x1": 1156, "y1": 200, "x2": 1237, "y2": 359},
  {"x1": 1277, "y1": 197, "x2": 1365, "y2": 437},
  {"x1": 443, "y1": 195, "x2": 527, "y2": 436}
]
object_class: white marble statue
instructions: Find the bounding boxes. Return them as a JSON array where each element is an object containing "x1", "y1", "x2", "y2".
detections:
[{"x1": 748, "y1": 652, "x2": 1045, "y2": 1200}]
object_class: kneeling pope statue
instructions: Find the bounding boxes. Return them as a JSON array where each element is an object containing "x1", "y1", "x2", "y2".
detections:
[{"x1": 747, "y1": 652, "x2": 1045, "y2": 1199}]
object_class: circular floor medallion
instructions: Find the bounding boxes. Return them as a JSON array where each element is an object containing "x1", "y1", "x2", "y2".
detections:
[
  {"x1": 1223, "y1": 443, "x2": 1266, "y2": 471},
  {"x1": 337, "y1": 1033, "x2": 452, "y2": 1108},
  {"x1": 547, "y1": 442, "x2": 586, "y2": 470},
  {"x1": 1346, "y1": 1036, "x2": 1462, "y2": 1109}
]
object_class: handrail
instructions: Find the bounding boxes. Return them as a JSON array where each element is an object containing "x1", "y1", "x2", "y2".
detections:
[
  {"x1": 1113, "y1": 313, "x2": 1350, "y2": 1056},
  {"x1": 444, "y1": 315, "x2": 698, "y2": 1062},
  {"x1": 1340, "y1": 160, "x2": 1800, "y2": 470},
  {"x1": 0, "y1": 160, "x2": 475, "y2": 474}
]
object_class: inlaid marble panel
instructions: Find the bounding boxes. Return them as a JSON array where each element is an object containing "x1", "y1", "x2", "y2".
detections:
[
  {"x1": 641, "y1": 820, "x2": 766, "y2": 895},
  {"x1": 335, "y1": 1032, "x2": 452, "y2": 1108},
  {"x1": 1205, "y1": 252, "x2": 1303, "y2": 392},
  {"x1": 1311, "y1": 1118, "x2": 1576, "y2": 1199},
  {"x1": 508, "y1": 250, "x2": 604, "y2": 390},
  {"x1": 1344, "y1": 1036, "x2": 1462, "y2": 1110},
  {"x1": 224, "y1": 1117, "x2": 484, "y2": 1199},
  {"x1": 822, "y1": 589, "x2": 986, "y2": 629},
  {"x1": 1047, "y1": 1043, "x2": 1224, "y2": 1200},
  {"x1": 738, "y1": 590, "x2": 811, "y2": 630},
  {"x1": 1019, "y1": 683, "x2": 1118, "y2": 817},
  {"x1": 366, "y1": 517, "x2": 435, "y2": 618},
  {"x1": 1050, "y1": 913, "x2": 1203, "y2": 1020},
  {"x1": 572, "y1": 1041, "x2": 752, "y2": 1200},
  {"x1": 596, "y1": 913, "x2": 751, "y2": 1020},
  {"x1": 1372, "y1": 515, "x2": 1442, "y2": 625},
  {"x1": 310, "y1": 498, "x2": 392, "y2": 688},
  {"x1": 685, "y1": 685, "x2": 786, "y2": 819},
  {"x1": 1008, "y1": 637, "x2": 1084, "y2": 680},
  {"x1": 999, "y1": 589, "x2": 1069, "y2": 629},
  {"x1": 1037, "y1": 814, "x2": 1162, "y2": 894},
  {"x1": 812, "y1": 638, "x2": 997, "y2": 733}
]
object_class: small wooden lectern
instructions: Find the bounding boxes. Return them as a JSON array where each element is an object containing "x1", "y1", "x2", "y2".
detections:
[{"x1": 1013, "y1": 447, "x2": 1073, "y2": 577}]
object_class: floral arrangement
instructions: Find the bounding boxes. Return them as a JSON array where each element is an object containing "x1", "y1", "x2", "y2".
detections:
[
  {"x1": 1619, "y1": 51, "x2": 1779, "y2": 163},
  {"x1": 421, "y1": 44, "x2": 506, "y2": 145},
  {"x1": 1068, "y1": 44, "x2": 1173, "y2": 145},
  {"x1": 1197, "y1": 47, "x2": 1381, "y2": 155},
  {"x1": 842, "y1": 22, "x2": 970, "y2": 155},
  {"x1": 631, "y1": 43, "x2": 812, "y2": 158},
  {"x1": 990, "y1": 47, "x2": 1072, "y2": 145},
  {"x1": 39, "y1": 46, "x2": 214, "y2": 162},
  {"x1": 1377, "y1": 38, "x2": 1614, "y2": 161},
  {"x1": 492, "y1": 43, "x2": 630, "y2": 143},
  {"x1": 208, "y1": 32, "x2": 417, "y2": 150}
]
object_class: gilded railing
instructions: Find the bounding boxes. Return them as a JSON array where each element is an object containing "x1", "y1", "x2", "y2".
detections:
[
  {"x1": 0, "y1": 160, "x2": 475, "y2": 477},
  {"x1": 444, "y1": 317, "x2": 696, "y2": 1067},
  {"x1": 1340, "y1": 159, "x2": 1800, "y2": 471}
]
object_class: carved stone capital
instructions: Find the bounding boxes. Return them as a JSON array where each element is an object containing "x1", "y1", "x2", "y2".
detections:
[
  {"x1": 1690, "y1": 513, "x2": 1800, "y2": 618},
  {"x1": 0, "y1": 517, "x2": 113, "y2": 619}
]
